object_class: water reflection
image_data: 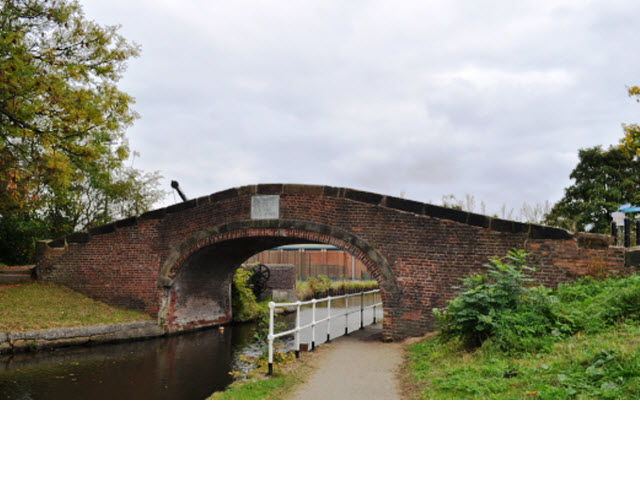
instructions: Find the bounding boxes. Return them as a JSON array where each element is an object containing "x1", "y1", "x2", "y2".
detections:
[
  {"x1": 0, "y1": 292, "x2": 381, "y2": 400},
  {"x1": 0, "y1": 324, "x2": 254, "y2": 400}
]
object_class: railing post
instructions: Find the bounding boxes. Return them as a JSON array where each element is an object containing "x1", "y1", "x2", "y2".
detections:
[
  {"x1": 373, "y1": 291, "x2": 377, "y2": 324},
  {"x1": 326, "y1": 296, "x2": 332, "y2": 343},
  {"x1": 295, "y1": 301, "x2": 301, "y2": 359},
  {"x1": 360, "y1": 290, "x2": 364, "y2": 330},
  {"x1": 267, "y1": 301, "x2": 275, "y2": 376},
  {"x1": 311, "y1": 298, "x2": 317, "y2": 351},
  {"x1": 345, "y1": 294, "x2": 349, "y2": 336}
]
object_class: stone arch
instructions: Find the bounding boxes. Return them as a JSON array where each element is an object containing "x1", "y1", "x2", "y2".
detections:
[{"x1": 156, "y1": 219, "x2": 399, "y2": 333}]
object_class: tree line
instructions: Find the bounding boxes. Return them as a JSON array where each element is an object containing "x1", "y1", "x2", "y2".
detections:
[{"x1": 0, "y1": 0, "x2": 164, "y2": 264}]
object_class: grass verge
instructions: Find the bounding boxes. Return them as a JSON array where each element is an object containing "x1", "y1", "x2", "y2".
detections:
[
  {"x1": 403, "y1": 269, "x2": 640, "y2": 400},
  {"x1": 0, "y1": 282, "x2": 151, "y2": 332},
  {"x1": 296, "y1": 276, "x2": 378, "y2": 300},
  {"x1": 208, "y1": 350, "x2": 317, "y2": 400},
  {"x1": 404, "y1": 324, "x2": 640, "y2": 399}
]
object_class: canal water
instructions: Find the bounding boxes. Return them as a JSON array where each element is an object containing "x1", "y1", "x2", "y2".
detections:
[{"x1": 0, "y1": 292, "x2": 380, "y2": 400}]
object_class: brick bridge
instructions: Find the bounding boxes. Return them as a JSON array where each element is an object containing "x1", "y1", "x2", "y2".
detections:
[{"x1": 36, "y1": 184, "x2": 634, "y2": 341}]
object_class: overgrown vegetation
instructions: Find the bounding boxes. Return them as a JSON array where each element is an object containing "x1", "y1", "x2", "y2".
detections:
[
  {"x1": 0, "y1": 0, "x2": 165, "y2": 265},
  {"x1": 296, "y1": 275, "x2": 378, "y2": 300},
  {"x1": 231, "y1": 265, "x2": 269, "y2": 324},
  {"x1": 406, "y1": 250, "x2": 640, "y2": 399},
  {"x1": 208, "y1": 349, "x2": 311, "y2": 400},
  {"x1": 435, "y1": 249, "x2": 560, "y2": 353},
  {"x1": 0, "y1": 282, "x2": 150, "y2": 332},
  {"x1": 231, "y1": 265, "x2": 276, "y2": 349}
]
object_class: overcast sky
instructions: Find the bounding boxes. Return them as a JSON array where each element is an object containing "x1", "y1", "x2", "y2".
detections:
[{"x1": 80, "y1": 0, "x2": 639, "y2": 217}]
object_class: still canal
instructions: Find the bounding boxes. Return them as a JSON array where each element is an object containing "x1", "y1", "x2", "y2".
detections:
[{"x1": 0, "y1": 292, "x2": 380, "y2": 400}]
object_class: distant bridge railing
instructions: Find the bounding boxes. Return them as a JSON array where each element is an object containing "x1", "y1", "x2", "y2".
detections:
[{"x1": 267, "y1": 289, "x2": 383, "y2": 375}]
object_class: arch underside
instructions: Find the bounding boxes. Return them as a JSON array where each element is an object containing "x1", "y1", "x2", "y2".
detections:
[{"x1": 158, "y1": 220, "x2": 398, "y2": 332}]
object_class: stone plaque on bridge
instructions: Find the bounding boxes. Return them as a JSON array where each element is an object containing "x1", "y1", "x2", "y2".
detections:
[{"x1": 251, "y1": 195, "x2": 280, "y2": 219}]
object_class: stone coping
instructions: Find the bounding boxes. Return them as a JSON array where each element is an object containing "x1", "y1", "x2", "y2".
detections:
[
  {"x1": 40, "y1": 183, "x2": 579, "y2": 249},
  {"x1": 0, "y1": 321, "x2": 165, "y2": 354}
]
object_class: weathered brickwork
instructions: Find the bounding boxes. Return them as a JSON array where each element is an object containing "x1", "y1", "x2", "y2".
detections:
[
  {"x1": 36, "y1": 184, "x2": 632, "y2": 341},
  {"x1": 259, "y1": 264, "x2": 297, "y2": 302}
]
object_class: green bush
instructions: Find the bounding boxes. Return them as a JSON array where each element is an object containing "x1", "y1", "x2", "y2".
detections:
[
  {"x1": 435, "y1": 249, "x2": 561, "y2": 352},
  {"x1": 231, "y1": 265, "x2": 268, "y2": 323},
  {"x1": 554, "y1": 275, "x2": 640, "y2": 334}
]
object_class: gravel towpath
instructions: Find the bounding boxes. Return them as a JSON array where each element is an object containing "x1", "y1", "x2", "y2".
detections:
[{"x1": 291, "y1": 322, "x2": 405, "y2": 400}]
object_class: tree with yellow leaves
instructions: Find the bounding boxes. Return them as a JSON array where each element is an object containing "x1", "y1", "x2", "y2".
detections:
[
  {"x1": 0, "y1": 0, "x2": 164, "y2": 264},
  {"x1": 621, "y1": 86, "x2": 640, "y2": 156}
]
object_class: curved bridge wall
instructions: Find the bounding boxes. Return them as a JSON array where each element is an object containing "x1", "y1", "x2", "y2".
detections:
[{"x1": 36, "y1": 184, "x2": 629, "y2": 341}]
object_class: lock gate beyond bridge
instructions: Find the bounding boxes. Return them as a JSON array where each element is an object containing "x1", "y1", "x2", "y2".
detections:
[{"x1": 36, "y1": 184, "x2": 638, "y2": 341}]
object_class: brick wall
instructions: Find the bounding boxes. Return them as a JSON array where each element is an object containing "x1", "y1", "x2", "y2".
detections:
[
  {"x1": 36, "y1": 184, "x2": 632, "y2": 341},
  {"x1": 259, "y1": 264, "x2": 297, "y2": 302}
]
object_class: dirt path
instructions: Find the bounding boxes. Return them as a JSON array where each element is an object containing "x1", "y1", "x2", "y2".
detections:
[{"x1": 290, "y1": 323, "x2": 405, "y2": 400}]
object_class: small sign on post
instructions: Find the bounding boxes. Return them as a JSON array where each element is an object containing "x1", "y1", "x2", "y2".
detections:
[{"x1": 612, "y1": 211, "x2": 626, "y2": 227}]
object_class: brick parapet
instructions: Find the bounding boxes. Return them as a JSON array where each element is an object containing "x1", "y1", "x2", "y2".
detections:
[{"x1": 36, "y1": 184, "x2": 633, "y2": 341}]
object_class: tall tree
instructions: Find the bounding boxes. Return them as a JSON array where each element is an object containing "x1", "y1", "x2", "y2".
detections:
[
  {"x1": 621, "y1": 85, "x2": 640, "y2": 156},
  {"x1": 545, "y1": 146, "x2": 640, "y2": 233},
  {"x1": 0, "y1": 0, "x2": 163, "y2": 264}
]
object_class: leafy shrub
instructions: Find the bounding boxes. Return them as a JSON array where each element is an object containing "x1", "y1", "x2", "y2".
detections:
[
  {"x1": 232, "y1": 265, "x2": 268, "y2": 323},
  {"x1": 435, "y1": 249, "x2": 561, "y2": 352},
  {"x1": 554, "y1": 275, "x2": 640, "y2": 334}
]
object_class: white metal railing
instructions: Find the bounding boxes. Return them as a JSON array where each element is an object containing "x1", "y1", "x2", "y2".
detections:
[{"x1": 266, "y1": 289, "x2": 383, "y2": 375}]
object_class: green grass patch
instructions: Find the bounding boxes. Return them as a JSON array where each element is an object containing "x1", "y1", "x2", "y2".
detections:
[
  {"x1": 0, "y1": 282, "x2": 151, "y2": 332},
  {"x1": 208, "y1": 351, "x2": 313, "y2": 400},
  {"x1": 405, "y1": 254, "x2": 640, "y2": 400},
  {"x1": 296, "y1": 276, "x2": 378, "y2": 300},
  {"x1": 406, "y1": 324, "x2": 640, "y2": 399}
]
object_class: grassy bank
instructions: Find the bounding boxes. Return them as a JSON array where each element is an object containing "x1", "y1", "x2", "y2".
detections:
[
  {"x1": 404, "y1": 252, "x2": 640, "y2": 400},
  {"x1": 296, "y1": 276, "x2": 378, "y2": 300},
  {"x1": 208, "y1": 350, "x2": 315, "y2": 400},
  {"x1": 0, "y1": 282, "x2": 151, "y2": 332},
  {"x1": 404, "y1": 324, "x2": 640, "y2": 399}
]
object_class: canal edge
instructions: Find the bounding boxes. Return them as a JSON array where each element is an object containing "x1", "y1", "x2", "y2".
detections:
[{"x1": 0, "y1": 321, "x2": 165, "y2": 354}]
